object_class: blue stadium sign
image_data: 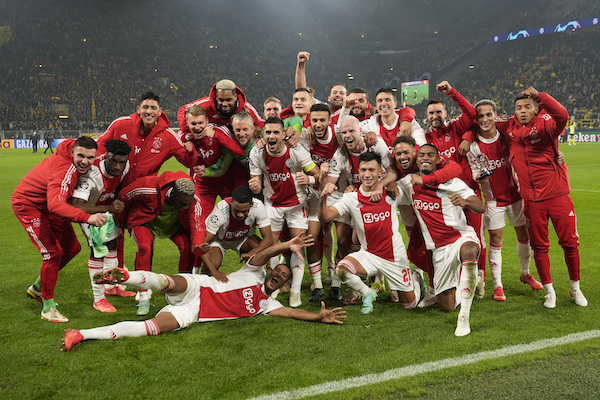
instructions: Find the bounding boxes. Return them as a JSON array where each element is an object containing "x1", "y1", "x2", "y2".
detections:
[{"x1": 491, "y1": 17, "x2": 599, "y2": 43}]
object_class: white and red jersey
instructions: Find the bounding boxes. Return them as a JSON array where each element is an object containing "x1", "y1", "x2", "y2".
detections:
[
  {"x1": 333, "y1": 187, "x2": 408, "y2": 261},
  {"x1": 72, "y1": 159, "x2": 131, "y2": 206},
  {"x1": 249, "y1": 145, "x2": 316, "y2": 207},
  {"x1": 195, "y1": 263, "x2": 283, "y2": 322},
  {"x1": 186, "y1": 124, "x2": 242, "y2": 167},
  {"x1": 205, "y1": 197, "x2": 269, "y2": 242},
  {"x1": 328, "y1": 138, "x2": 391, "y2": 191},
  {"x1": 467, "y1": 132, "x2": 521, "y2": 207},
  {"x1": 399, "y1": 175, "x2": 476, "y2": 250},
  {"x1": 299, "y1": 126, "x2": 340, "y2": 167},
  {"x1": 361, "y1": 114, "x2": 426, "y2": 151}
]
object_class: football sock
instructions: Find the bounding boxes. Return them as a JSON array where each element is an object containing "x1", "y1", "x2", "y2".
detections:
[
  {"x1": 42, "y1": 297, "x2": 56, "y2": 313},
  {"x1": 517, "y1": 240, "x2": 531, "y2": 276},
  {"x1": 458, "y1": 260, "x2": 477, "y2": 318},
  {"x1": 340, "y1": 270, "x2": 371, "y2": 297},
  {"x1": 308, "y1": 261, "x2": 323, "y2": 289},
  {"x1": 543, "y1": 283, "x2": 556, "y2": 297},
  {"x1": 80, "y1": 320, "x2": 160, "y2": 341},
  {"x1": 88, "y1": 258, "x2": 105, "y2": 302},
  {"x1": 290, "y1": 252, "x2": 304, "y2": 292},
  {"x1": 570, "y1": 280, "x2": 580, "y2": 292},
  {"x1": 32, "y1": 276, "x2": 42, "y2": 291},
  {"x1": 125, "y1": 271, "x2": 175, "y2": 293},
  {"x1": 489, "y1": 245, "x2": 502, "y2": 288}
]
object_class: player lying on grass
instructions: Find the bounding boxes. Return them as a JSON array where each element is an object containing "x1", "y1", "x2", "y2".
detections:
[{"x1": 62, "y1": 233, "x2": 346, "y2": 351}]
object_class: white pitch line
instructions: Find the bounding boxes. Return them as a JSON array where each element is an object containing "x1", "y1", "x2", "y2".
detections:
[
  {"x1": 571, "y1": 189, "x2": 600, "y2": 193},
  {"x1": 247, "y1": 330, "x2": 600, "y2": 400}
]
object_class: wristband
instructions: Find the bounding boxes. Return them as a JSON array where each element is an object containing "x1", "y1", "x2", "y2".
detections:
[{"x1": 308, "y1": 176, "x2": 316, "y2": 185}]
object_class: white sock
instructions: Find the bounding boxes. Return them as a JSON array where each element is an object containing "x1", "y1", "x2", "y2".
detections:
[
  {"x1": 80, "y1": 320, "x2": 160, "y2": 341},
  {"x1": 517, "y1": 241, "x2": 531, "y2": 276},
  {"x1": 543, "y1": 283, "x2": 555, "y2": 296},
  {"x1": 458, "y1": 260, "x2": 477, "y2": 318},
  {"x1": 337, "y1": 265, "x2": 371, "y2": 297},
  {"x1": 125, "y1": 271, "x2": 175, "y2": 293},
  {"x1": 290, "y1": 252, "x2": 304, "y2": 292},
  {"x1": 104, "y1": 249, "x2": 119, "y2": 291},
  {"x1": 308, "y1": 261, "x2": 323, "y2": 289},
  {"x1": 489, "y1": 245, "x2": 502, "y2": 288},
  {"x1": 88, "y1": 258, "x2": 106, "y2": 302},
  {"x1": 570, "y1": 280, "x2": 580, "y2": 292},
  {"x1": 331, "y1": 257, "x2": 342, "y2": 287}
]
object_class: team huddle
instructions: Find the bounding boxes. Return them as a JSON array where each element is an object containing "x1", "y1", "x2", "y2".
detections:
[{"x1": 10, "y1": 52, "x2": 585, "y2": 350}]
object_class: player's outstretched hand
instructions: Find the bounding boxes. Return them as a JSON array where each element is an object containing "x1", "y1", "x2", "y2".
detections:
[
  {"x1": 88, "y1": 213, "x2": 108, "y2": 227},
  {"x1": 289, "y1": 233, "x2": 314, "y2": 262},
  {"x1": 319, "y1": 301, "x2": 346, "y2": 324}
]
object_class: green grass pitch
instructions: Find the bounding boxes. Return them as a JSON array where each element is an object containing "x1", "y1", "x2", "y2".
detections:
[{"x1": 0, "y1": 143, "x2": 599, "y2": 399}]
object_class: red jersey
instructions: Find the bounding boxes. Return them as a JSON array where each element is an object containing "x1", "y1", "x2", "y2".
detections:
[
  {"x1": 467, "y1": 131, "x2": 521, "y2": 207},
  {"x1": 424, "y1": 88, "x2": 476, "y2": 189},
  {"x1": 12, "y1": 139, "x2": 90, "y2": 223},
  {"x1": 177, "y1": 83, "x2": 264, "y2": 135},
  {"x1": 495, "y1": 93, "x2": 570, "y2": 202},
  {"x1": 98, "y1": 112, "x2": 196, "y2": 183},
  {"x1": 116, "y1": 171, "x2": 205, "y2": 247}
]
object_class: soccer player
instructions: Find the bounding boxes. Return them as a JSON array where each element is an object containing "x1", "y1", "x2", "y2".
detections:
[
  {"x1": 177, "y1": 79, "x2": 264, "y2": 134},
  {"x1": 398, "y1": 144, "x2": 484, "y2": 336},
  {"x1": 465, "y1": 99, "x2": 542, "y2": 301},
  {"x1": 116, "y1": 171, "x2": 209, "y2": 315},
  {"x1": 202, "y1": 186, "x2": 273, "y2": 272},
  {"x1": 280, "y1": 87, "x2": 316, "y2": 128},
  {"x1": 61, "y1": 234, "x2": 346, "y2": 351},
  {"x1": 12, "y1": 136, "x2": 108, "y2": 323},
  {"x1": 490, "y1": 87, "x2": 585, "y2": 308},
  {"x1": 263, "y1": 97, "x2": 283, "y2": 119},
  {"x1": 71, "y1": 139, "x2": 136, "y2": 312},
  {"x1": 97, "y1": 91, "x2": 197, "y2": 183},
  {"x1": 361, "y1": 87, "x2": 426, "y2": 150},
  {"x1": 248, "y1": 116, "x2": 320, "y2": 307},
  {"x1": 321, "y1": 116, "x2": 393, "y2": 302},
  {"x1": 337, "y1": 88, "x2": 373, "y2": 123},
  {"x1": 184, "y1": 105, "x2": 245, "y2": 219},
  {"x1": 319, "y1": 152, "x2": 424, "y2": 314},
  {"x1": 424, "y1": 81, "x2": 487, "y2": 298}
]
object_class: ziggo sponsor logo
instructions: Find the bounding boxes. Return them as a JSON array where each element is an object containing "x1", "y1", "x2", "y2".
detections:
[
  {"x1": 487, "y1": 157, "x2": 508, "y2": 170},
  {"x1": 413, "y1": 200, "x2": 441, "y2": 211},
  {"x1": 440, "y1": 146, "x2": 456, "y2": 159},
  {"x1": 269, "y1": 172, "x2": 291, "y2": 182},
  {"x1": 362, "y1": 211, "x2": 391, "y2": 223},
  {"x1": 243, "y1": 288, "x2": 256, "y2": 313}
]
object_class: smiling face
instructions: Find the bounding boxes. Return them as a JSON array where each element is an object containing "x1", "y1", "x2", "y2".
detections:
[
  {"x1": 263, "y1": 122, "x2": 285, "y2": 153},
  {"x1": 375, "y1": 92, "x2": 397, "y2": 118},
  {"x1": 104, "y1": 152, "x2": 129, "y2": 177},
  {"x1": 416, "y1": 145, "x2": 439, "y2": 175},
  {"x1": 358, "y1": 159, "x2": 381, "y2": 191},
  {"x1": 216, "y1": 89, "x2": 237, "y2": 114},
  {"x1": 71, "y1": 145, "x2": 97, "y2": 174},
  {"x1": 310, "y1": 111, "x2": 331, "y2": 140},
  {"x1": 292, "y1": 91, "x2": 312, "y2": 118},
  {"x1": 186, "y1": 114, "x2": 209, "y2": 140},
  {"x1": 514, "y1": 98, "x2": 538, "y2": 125},
  {"x1": 328, "y1": 85, "x2": 347, "y2": 110},
  {"x1": 263, "y1": 101, "x2": 282, "y2": 119},
  {"x1": 340, "y1": 117, "x2": 363, "y2": 153},
  {"x1": 264, "y1": 264, "x2": 291, "y2": 294},
  {"x1": 232, "y1": 118, "x2": 254, "y2": 148},
  {"x1": 137, "y1": 99, "x2": 162, "y2": 131},
  {"x1": 393, "y1": 142, "x2": 416, "y2": 171},
  {"x1": 349, "y1": 92, "x2": 368, "y2": 119},
  {"x1": 426, "y1": 103, "x2": 447, "y2": 130},
  {"x1": 476, "y1": 104, "x2": 497, "y2": 136}
]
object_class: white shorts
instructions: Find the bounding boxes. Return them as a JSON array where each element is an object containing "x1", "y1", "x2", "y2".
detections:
[
  {"x1": 432, "y1": 235, "x2": 479, "y2": 294},
  {"x1": 326, "y1": 194, "x2": 351, "y2": 225},
  {"x1": 485, "y1": 199, "x2": 526, "y2": 231},
  {"x1": 80, "y1": 223, "x2": 122, "y2": 248},
  {"x1": 267, "y1": 203, "x2": 308, "y2": 232},
  {"x1": 210, "y1": 237, "x2": 250, "y2": 256},
  {"x1": 307, "y1": 187, "x2": 320, "y2": 223},
  {"x1": 346, "y1": 249, "x2": 414, "y2": 292},
  {"x1": 158, "y1": 274, "x2": 209, "y2": 330}
]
